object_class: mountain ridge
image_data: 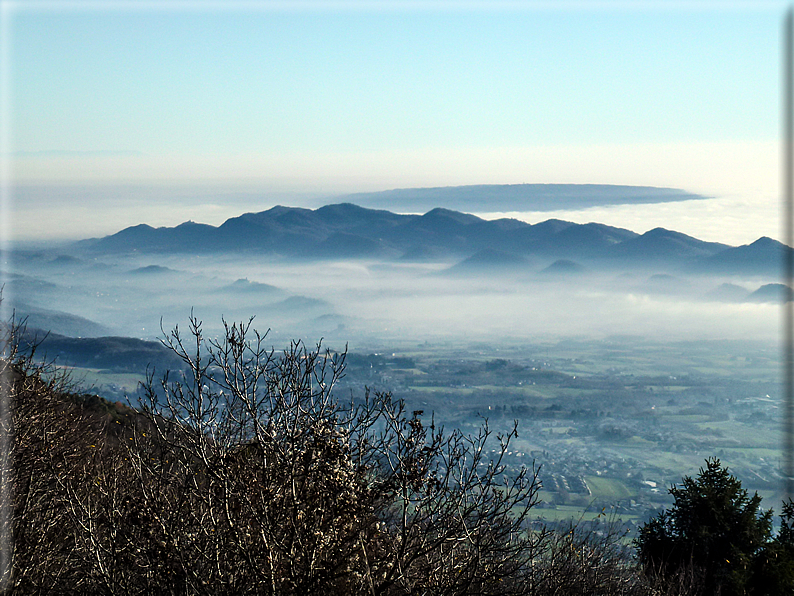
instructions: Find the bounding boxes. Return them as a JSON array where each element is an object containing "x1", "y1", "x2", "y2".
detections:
[{"x1": 75, "y1": 203, "x2": 788, "y2": 276}]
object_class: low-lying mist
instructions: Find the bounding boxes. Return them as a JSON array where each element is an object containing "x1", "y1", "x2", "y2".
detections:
[{"x1": 5, "y1": 249, "x2": 781, "y2": 349}]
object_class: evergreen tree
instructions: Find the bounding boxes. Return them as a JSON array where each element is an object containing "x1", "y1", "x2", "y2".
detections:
[
  {"x1": 635, "y1": 458, "x2": 772, "y2": 595},
  {"x1": 752, "y1": 499, "x2": 794, "y2": 595}
]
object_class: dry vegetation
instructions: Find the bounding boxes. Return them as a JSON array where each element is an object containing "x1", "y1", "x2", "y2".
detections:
[{"x1": 0, "y1": 313, "x2": 692, "y2": 595}]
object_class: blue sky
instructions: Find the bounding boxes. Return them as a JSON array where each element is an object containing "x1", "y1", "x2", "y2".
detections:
[{"x1": 2, "y1": 1, "x2": 789, "y2": 241}]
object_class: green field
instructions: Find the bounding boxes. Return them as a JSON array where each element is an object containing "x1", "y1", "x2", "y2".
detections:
[
  {"x1": 585, "y1": 476, "x2": 636, "y2": 500},
  {"x1": 531, "y1": 504, "x2": 638, "y2": 525}
]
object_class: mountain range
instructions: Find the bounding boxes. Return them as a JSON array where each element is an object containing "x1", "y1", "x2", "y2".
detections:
[{"x1": 77, "y1": 203, "x2": 788, "y2": 277}]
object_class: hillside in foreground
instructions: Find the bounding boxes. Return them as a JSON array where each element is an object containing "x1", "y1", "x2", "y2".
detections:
[{"x1": 4, "y1": 320, "x2": 663, "y2": 595}]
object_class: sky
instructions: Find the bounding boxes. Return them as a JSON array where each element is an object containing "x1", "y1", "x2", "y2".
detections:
[{"x1": 1, "y1": 0, "x2": 789, "y2": 243}]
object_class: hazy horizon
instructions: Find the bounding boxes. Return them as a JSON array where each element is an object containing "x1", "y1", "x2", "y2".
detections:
[
  {"x1": 2, "y1": 2, "x2": 788, "y2": 345},
  {"x1": 5, "y1": 181, "x2": 782, "y2": 248},
  {"x1": 2, "y1": 3, "x2": 785, "y2": 246}
]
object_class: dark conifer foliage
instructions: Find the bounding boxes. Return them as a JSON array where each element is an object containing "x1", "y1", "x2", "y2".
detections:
[{"x1": 636, "y1": 458, "x2": 794, "y2": 596}]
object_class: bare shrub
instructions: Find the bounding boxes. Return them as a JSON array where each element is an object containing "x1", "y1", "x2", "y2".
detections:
[
  {"x1": 3, "y1": 311, "x2": 685, "y2": 595},
  {"x1": 1, "y1": 312, "x2": 114, "y2": 592},
  {"x1": 9, "y1": 314, "x2": 543, "y2": 594}
]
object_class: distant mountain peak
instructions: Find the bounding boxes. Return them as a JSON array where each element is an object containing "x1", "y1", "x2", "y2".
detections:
[
  {"x1": 420, "y1": 208, "x2": 481, "y2": 224},
  {"x1": 317, "y1": 202, "x2": 376, "y2": 215},
  {"x1": 748, "y1": 236, "x2": 784, "y2": 248},
  {"x1": 540, "y1": 259, "x2": 587, "y2": 275},
  {"x1": 445, "y1": 248, "x2": 529, "y2": 275},
  {"x1": 75, "y1": 201, "x2": 785, "y2": 278}
]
